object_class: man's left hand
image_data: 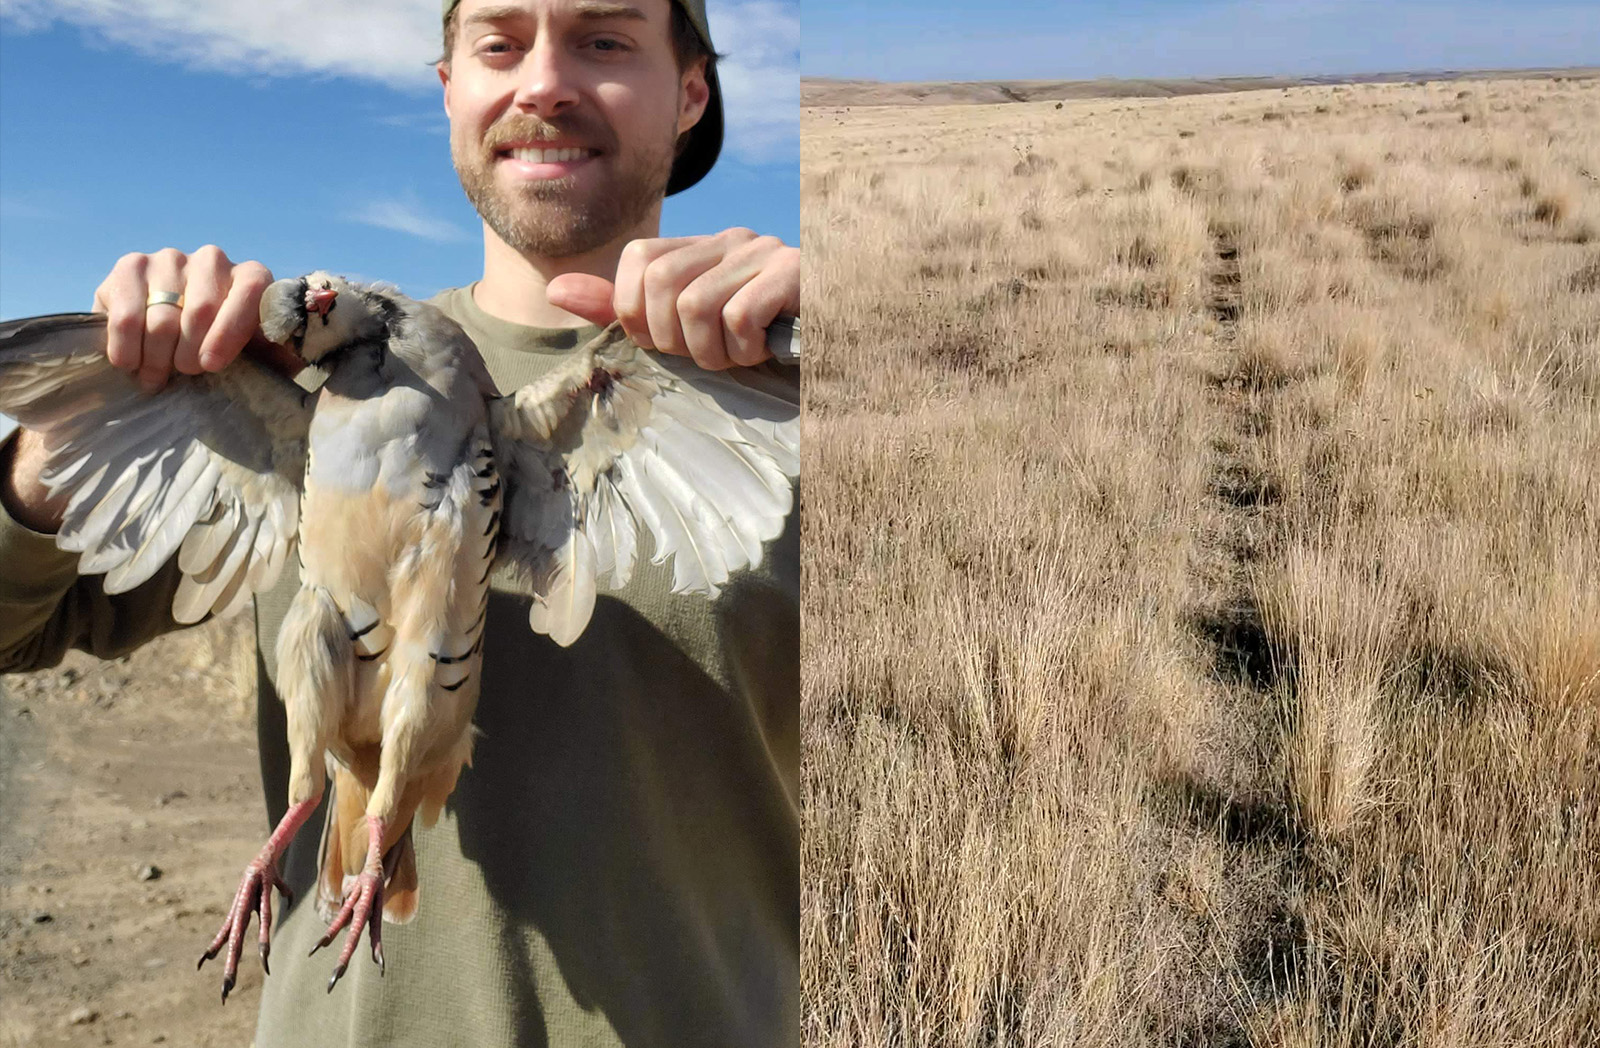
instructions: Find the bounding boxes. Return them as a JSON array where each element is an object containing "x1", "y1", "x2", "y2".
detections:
[{"x1": 547, "y1": 228, "x2": 798, "y2": 371}]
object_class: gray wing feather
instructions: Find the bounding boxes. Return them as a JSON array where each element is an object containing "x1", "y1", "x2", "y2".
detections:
[
  {"x1": 0, "y1": 313, "x2": 311, "y2": 623},
  {"x1": 488, "y1": 323, "x2": 799, "y2": 647}
]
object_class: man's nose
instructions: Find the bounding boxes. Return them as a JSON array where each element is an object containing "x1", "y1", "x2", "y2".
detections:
[{"x1": 512, "y1": 38, "x2": 580, "y2": 117}]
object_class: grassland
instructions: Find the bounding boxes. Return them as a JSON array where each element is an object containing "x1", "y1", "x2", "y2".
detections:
[
  {"x1": 802, "y1": 76, "x2": 1600, "y2": 1045},
  {"x1": 800, "y1": 68, "x2": 1599, "y2": 108}
]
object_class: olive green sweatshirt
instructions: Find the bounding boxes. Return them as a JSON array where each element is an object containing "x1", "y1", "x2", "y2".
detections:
[{"x1": 0, "y1": 284, "x2": 799, "y2": 1047}]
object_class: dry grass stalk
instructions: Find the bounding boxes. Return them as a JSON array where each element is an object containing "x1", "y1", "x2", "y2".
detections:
[{"x1": 804, "y1": 75, "x2": 1600, "y2": 1045}]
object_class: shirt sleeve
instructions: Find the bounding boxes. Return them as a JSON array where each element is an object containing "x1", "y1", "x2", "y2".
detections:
[{"x1": 0, "y1": 430, "x2": 186, "y2": 672}]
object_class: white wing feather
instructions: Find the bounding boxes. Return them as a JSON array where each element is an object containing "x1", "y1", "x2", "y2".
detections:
[
  {"x1": 0, "y1": 313, "x2": 311, "y2": 623},
  {"x1": 489, "y1": 324, "x2": 798, "y2": 647},
  {"x1": 524, "y1": 530, "x2": 597, "y2": 648}
]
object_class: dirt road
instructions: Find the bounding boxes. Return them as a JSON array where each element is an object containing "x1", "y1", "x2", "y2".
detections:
[{"x1": 1, "y1": 616, "x2": 265, "y2": 1047}]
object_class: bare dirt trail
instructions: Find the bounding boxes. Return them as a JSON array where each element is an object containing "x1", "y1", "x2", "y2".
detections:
[{"x1": 1, "y1": 617, "x2": 264, "y2": 1048}]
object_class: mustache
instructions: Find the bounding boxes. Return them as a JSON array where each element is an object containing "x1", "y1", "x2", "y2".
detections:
[{"x1": 481, "y1": 114, "x2": 616, "y2": 153}]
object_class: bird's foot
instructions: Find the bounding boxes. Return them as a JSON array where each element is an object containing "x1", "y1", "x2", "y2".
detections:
[
  {"x1": 310, "y1": 866, "x2": 384, "y2": 992},
  {"x1": 310, "y1": 815, "x2": 387, "y2": 993},
  {"x1": 198, "y1": 849, "x2": 292, "y2": 1003},
  {"x1": 196, "y1": 795, "x2": 318, "y2": 1004}
]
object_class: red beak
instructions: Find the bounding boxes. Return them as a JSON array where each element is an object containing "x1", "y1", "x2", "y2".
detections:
[{"x1": 306, "y1": 287, "x2": 337, "y2": 318}]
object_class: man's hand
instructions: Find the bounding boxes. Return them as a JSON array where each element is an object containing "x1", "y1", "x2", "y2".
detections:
[
  {"x1": 92, "y1": 245, "x2": 274, "y2": 392},
  {"x1": 1, "y1": 246, "x2": 273, "y2": 533},
  {"x1": 547, "y1": 228, "x2": 798, "y2": 371}
]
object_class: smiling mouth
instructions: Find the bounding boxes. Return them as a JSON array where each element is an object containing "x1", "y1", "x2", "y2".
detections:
[{"x1": 497, "y1": 146, "x2": 599, "y2": 163}]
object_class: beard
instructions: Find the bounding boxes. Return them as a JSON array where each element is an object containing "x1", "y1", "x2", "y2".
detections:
[{"x1": 452, "y1": 109, "x2": 677, "y2": 259}]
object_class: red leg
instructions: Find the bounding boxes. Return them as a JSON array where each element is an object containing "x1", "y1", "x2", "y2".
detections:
[
  {"x1": 198, "y1": 796, "x2": 319, "y2": 1003},
  {"x1": 309, "y1": 814, "x2": 386, "y2": 992}
]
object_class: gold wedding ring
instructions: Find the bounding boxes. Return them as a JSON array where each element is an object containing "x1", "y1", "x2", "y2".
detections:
[{"x1": 145, "y1": 290, "x2": 184, "y2": 310}]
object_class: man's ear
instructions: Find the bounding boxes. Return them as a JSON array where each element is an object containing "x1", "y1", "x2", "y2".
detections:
[
  {"x1": 438, "y1": 61, "x2": 452, "y2": 115},
  {"x1": 677, "y1": 57, "x2": 710, "y2": 136}
]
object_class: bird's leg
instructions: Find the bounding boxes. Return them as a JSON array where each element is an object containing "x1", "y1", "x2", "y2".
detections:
[
  {"x1": 310, "y1": 813, "x2": 387, "y2": 992},
  {"x1": 198, "y1": 794, "x2": 320, "y2": 1002}
]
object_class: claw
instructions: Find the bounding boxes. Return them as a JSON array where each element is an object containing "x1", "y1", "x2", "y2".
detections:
[
  {"x1": 199, "y1": 795, "x2": 320, "y2": 1004},
  {"x1": 316, "y1": 815, "x2": 388, "y2": 992},
  {"x1": 199, "y1": 853, "x2": 287, "y2": 1000}
]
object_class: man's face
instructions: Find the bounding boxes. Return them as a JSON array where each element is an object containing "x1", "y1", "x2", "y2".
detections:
[{"x1": 440, "y1": 0, "x2": 708, "y2": 260}]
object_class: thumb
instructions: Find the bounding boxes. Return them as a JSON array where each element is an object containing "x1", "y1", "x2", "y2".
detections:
[{"x1": 546, "y1": 273, "x2": 618, "y2": 327}]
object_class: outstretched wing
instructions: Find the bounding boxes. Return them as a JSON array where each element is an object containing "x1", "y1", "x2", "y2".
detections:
[
  {"x1": 488, "y1": 323, "x2": 799, "y2": 647},
  {"x1": 0, "y1": 313, "x2": 312, "y2": 623}
]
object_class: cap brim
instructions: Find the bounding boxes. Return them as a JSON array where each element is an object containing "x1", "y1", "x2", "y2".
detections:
[{"x1": 666, "y1": 64, "x2": 722, "y2": 196}]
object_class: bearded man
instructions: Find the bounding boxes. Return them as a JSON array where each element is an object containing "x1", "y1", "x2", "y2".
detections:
[{"x1": 0, "y1": 1, "x2": 798, "y2": 1044}]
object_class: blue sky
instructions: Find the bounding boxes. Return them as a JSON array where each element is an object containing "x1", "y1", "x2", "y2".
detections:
[
  {"x1": 0, "y1": 0, "x2": 798, "y2": 318},
  {"x1": 803, "y1": 0, "x2": 1600, "y2": 83}
]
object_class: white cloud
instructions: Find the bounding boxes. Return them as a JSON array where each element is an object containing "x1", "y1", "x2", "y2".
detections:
[
  {"x1": 1, "y1": 0, "x2": 799, "y2": 163},
  {"x1": 0, "y1": 0, "x2": 443, "y2": 88},
  {"x1": 708, "y1": 0, "x2": 799, "y2": 163},
  {"x1": 347, "y1": 196, "x2": 472, "y2": 243}
]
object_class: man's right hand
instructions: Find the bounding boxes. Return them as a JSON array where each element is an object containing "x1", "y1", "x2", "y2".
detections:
[
  {"x1": 1, "y1": 246, "x2": 272, "y2": 534},
  {"x1": 92, "y1": 245, "x2": 273, "y2": 392}
]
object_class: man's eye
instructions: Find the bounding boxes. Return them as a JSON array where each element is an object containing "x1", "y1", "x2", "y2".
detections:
[{"x1": 589, "y1": 38, "x2": 631, "y2": 53}]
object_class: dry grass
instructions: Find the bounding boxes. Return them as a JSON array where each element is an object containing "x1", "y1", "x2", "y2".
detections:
[{"x1": 802, "y1": 76, "x2": 1600, "y2": 1046}]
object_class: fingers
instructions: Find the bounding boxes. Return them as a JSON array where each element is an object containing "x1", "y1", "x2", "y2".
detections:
[
  {"x1": 641, "y1": 235, "x2": 735, "y2": 362},
  {"x1": 700, "y1": 239, "x2": 800, "y2": 367},
  {"x1": 172, "y1": 246, "x2": 229, "y2": 375},
  {"x1": 89, "y1": 246, "x2": 273, "y2": 389},
  {"x1": 137, "y1": 248, "x2": 186, "y2": 391},
  {"x1": 613, "y1": 228, "x2": 798, "y2": 371},
  {"x1": 200, "y1": 261, "x2": 273, "y2": 372},
  {"x1": 612, "y1": 234, "x2": 710, "y2": 346},
  {"x1": 95, "y1": 252, "x2": 157, "y2": 376},
  {"x1": 545, "y1": 272, "x2": 619, "y2": 327}
]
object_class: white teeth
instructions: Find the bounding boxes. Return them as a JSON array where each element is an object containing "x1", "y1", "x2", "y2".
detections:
[{"x1": 508, "y1": 147, "x2": 587, "y2": 163}]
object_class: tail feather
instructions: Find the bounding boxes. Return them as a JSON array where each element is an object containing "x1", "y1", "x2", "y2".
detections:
[
  {"x1": 315, "y1": 765, "x2": 367, "y2": 922},
  {"x1": 382, "y1": 827, "x2": 420, "y2": 925},
  {"x1": 315, "y1": 764, "x2": 419, "y2": 924}
]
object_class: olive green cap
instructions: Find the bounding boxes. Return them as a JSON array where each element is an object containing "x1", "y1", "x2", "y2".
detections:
[{"x1": 442, "y1": 0, "x2": 722, "y2": 195}]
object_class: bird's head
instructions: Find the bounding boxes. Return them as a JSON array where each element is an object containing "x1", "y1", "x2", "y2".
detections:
[{"x1": 259, "y1": 271, "x2": 388, "y2": 366}]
